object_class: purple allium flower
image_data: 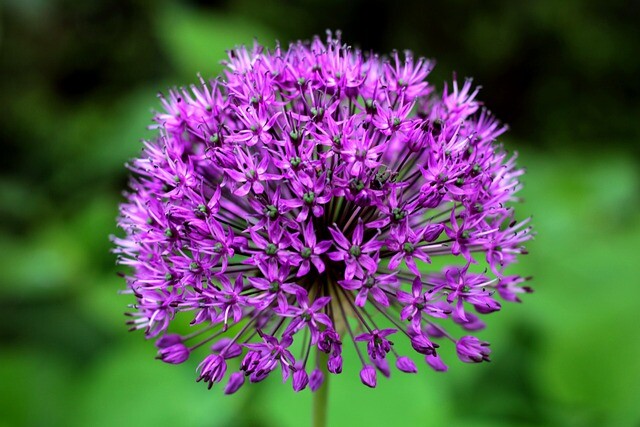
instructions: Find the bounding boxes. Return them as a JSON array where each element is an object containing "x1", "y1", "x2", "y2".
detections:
[
  {"x1": 224, "y1": 372, "x2": 245, "y2": 395},
  {"x1": 426, "y1": 353, "x2": 448, "y2": 372},
  {"x1": 360, "y1": 365, "x2": 378, "y2": 388},
  {"x1": 114, "y1": 31, "x2": 533, "y2": 392},
  {"x1": 157, "y1": 341, "x2": 190, "y2": 364},
  {"x1": 309, "y1": 368, "x2": 325, "y2": 392},
  {"x1": 395, "y1": 356, "x2": 418, "y2": 374},
  {"x1": 455, "y1": 336, "x2": 492, "y2": 363}
]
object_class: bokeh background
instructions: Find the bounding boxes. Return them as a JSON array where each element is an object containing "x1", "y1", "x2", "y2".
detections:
[{"x1": 1, "y1": 0, "x2": 639, "y2": 426}]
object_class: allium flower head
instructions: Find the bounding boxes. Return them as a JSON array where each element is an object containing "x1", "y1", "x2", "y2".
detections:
[{"x1": 114, "y1": 31, "x2": 533, "y2": 393}]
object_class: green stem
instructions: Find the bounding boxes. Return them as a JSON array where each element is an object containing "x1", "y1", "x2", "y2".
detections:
[{"x1": 312, "y1": 350, "x2": 330, "y2": 427}]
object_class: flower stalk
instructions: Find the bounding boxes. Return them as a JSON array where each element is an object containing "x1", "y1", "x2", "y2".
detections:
[{"x1": 312, "y1": 350, "x2": 330, "y2": 427}]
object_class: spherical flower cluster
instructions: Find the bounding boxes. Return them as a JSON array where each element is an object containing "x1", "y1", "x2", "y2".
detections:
[{"x1": 114, "y1": 32, "x2": 533, "y2": 393}]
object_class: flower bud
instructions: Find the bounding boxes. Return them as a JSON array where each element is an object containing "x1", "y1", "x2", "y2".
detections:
[
  {"x1": 158, "y1": 342, "x2": 190, "y2": 364},
  {"x1": 292, "y1": 368, "x2": 309, "y2": 392},
  {"x1": 360, "y1": 365, "x2": 377, "y2": 388},
  {"x1": 309, "y1": 368, "x2": 324, "y2": 392},
  {"x1": 456, "y1": 336, "x2": 491, "y2": 363},
  {"x1": 224, "y1": 372, "x2": 245, "y2": 395},
  {"x1": 396, "y1": 356, "x2": 417, "y2": 373},
  {"x1": 426, "y1": 354, "x2": 448, "y2": 372}
]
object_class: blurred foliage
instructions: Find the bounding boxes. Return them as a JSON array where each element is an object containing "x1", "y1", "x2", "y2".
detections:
[{"x1": 1, "y1": 0, "x2": 639, "y2": 426}]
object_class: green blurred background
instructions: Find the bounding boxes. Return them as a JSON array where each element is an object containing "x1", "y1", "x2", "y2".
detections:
[{"x1": 1, "y1": 0, "x2": 639, "y2": 426}]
